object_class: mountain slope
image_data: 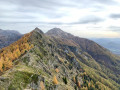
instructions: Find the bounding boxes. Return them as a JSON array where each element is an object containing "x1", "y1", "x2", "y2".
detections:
[
  {"x1": 46, "y1": 28, "x2": 120, "y2": 87},
  {"x1": 0, "y1": 28, "x2": 120, "y2": 90},
  {"x1": 0, "y1": 29, "x2": 22, "y2": 49},
  {"x1": 46, "y1": 28, "x2": 120, "y2": 73},
  {"x1": 91, "y1": 38, "x2": 120, "y2": 55}
]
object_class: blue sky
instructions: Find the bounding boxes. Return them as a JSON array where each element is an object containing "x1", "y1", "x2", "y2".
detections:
[{"x1": 0, "y1": 0, "x2": 120, "y2": 38}]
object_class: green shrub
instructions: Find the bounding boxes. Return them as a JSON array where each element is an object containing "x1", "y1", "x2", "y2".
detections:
[{"x1": 63, "y1": 77, "x2": 67, "y2": 84}]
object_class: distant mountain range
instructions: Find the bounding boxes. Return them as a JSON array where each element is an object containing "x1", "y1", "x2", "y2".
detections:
[
  {"x1": 0, "y1": 28, "x2": 119, "y2": 90},
  {"x1": 0, "y1": 29, "x2": 22, "y2": 49},
  {"x1": 91, "y1": 38, "x2": 120, "y2": 55}
]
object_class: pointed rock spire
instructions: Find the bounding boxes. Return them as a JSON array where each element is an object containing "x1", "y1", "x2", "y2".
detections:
[{"x1": 34, "y1": 27, "x2": 44, "y2": 34}]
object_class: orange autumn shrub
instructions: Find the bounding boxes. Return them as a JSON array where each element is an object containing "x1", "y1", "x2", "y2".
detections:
[
  {"x1": 53, "y1": 76, "x2": 58, "y2": 84},
  {"x1": 40, "y1": 81, "x2": 45, "y2": 90},
  {"x1": 55, "y1": 68, "x2": 59, "y2": 73}
]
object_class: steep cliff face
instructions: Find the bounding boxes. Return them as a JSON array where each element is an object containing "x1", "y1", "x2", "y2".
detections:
[{"x1": 0, "y1": 28, "x2": 120, "y2": 90}]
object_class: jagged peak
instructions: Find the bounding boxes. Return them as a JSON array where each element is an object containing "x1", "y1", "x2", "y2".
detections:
[{"x1": 33, "y1": 27, "x2": 44, "y2": 34}]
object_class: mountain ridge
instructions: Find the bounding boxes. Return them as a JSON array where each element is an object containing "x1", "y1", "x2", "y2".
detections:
[
  {"x1": 0, "y1": 28, "x2": 120, "y2": 90},
  {"x1": 0, "y1": 29, "x2": 22, "y2": 49},
  {"x1": 46, "y1": 28, "x2": 119, "y2": 70}
]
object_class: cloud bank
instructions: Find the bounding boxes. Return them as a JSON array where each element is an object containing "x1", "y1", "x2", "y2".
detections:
[{"x1": 0, "y1": 0, "x2": 120, "y2": 38}]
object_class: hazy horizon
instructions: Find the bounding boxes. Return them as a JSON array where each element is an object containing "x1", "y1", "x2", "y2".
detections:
[{"x1": 0, "y1": 0, "x2": 120, "y2": 38}]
